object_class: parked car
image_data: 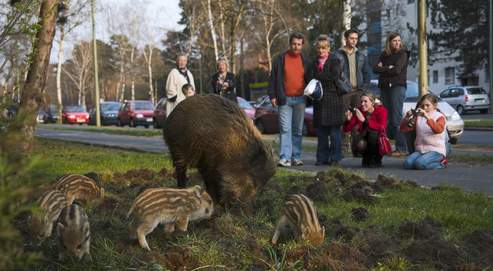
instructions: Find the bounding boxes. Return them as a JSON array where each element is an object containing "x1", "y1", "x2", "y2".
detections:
[
  {"x1": 153, "y1": 98, "x2": 167, "y2": 128},
  {"x1": 89, "y1": 101, "x2": 121, "y2": 126},
  {"x1": 154, "y1": 96, "x2": 257, "y2": 129},
  {"x1": 237, "y1": 96, "x2": 255, "y2": 120},
  {"x1": 253, "y1": 95, "x2": 316, "y2": 136},
  {"x1": 117, "y1": 100, "x2": 154, "y2": 128},
  {"x1": 369, "y1": 80, "x2": 464, "y2": 144},
  {"x1": 439, "y1": 86, "x2": 490, "y2": 114},
  {"x1": 62, "y1": 105, "x2": 89, "y2": 124},
  {"x1": 42, "y1": 104, "x2": 60, "y2": 123}
]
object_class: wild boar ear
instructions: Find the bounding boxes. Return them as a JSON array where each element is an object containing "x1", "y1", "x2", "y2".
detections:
[
  {"x1": 322, "y1": 226, "x2": 326, "y2": 238},
  {"x1": 193, "y1": 185, "x2": 202, "y2": 198}
]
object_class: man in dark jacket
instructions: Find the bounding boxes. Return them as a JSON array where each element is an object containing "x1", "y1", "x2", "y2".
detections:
[
  {"x1": 269, "y1": 32, "x2": 310, "y2": 167},
  {"x1": 373, "y1": 32, "x2": 410, "y2": 156},
  {"x1": 335, "y1": 29, "x2": 371, "y2": 109}
]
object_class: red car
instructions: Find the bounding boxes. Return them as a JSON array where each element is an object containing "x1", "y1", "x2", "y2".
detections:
[
  {"x1": 62, "y1": 105, "x2": 89, "y2": 124},
  {"x1": 117, "y1": 100, "x2": 154, "y2": 128},
  {"x1": 153, "y1": 98, "x2": 167, "y2": 128},
  {"x1": 254, "y1": 95, "x2": 316, "y2": 136},
  {"x1": 153, "y1": 96, "x2": 256, "y2": 129}
]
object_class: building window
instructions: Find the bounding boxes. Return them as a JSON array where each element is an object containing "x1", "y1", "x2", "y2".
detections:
[
  {"x1": 433, "y1": 70, "x2": 438, "y2": 83},
  {"x1": 445, "y1": 67, "x2": 455, "y2": 85}
]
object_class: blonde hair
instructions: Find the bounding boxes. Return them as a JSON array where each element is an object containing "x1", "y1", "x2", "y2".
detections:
[
  {"x1": 316, "y1": 34, "x2": 331, "y2": 50},
  {"x1": 384, "y1": 32, "x2": 404, "y2": 55},
  {"x1": 361, "y1": 91, "x2": 376, "y2": 104},
  {"x1": 216, "y1": 57, "x2": 229, "y2": 70}
]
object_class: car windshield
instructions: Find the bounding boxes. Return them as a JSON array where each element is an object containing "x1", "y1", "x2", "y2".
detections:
[
  {"x1": 133, "y1": 101, "x2": 153, "y2": 110},
  {"x1": 101, "y1": 103, "x2": 120, "y2": 111},
  {"x1": 467, "y1": 88, "x2": 487, "y2": 95},
  {"x1": 64, "y1": 106, "x2": 85, "y2": 112},
  {"x1": 237, "y1": 98, "x2": 253, "y2": 109}
]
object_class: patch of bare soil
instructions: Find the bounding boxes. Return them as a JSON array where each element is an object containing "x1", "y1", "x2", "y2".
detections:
[
  {"x1": 462, "y1": 230, "x2": 493, "y2": 267},
  {"x1": 351, "y1": 207, "x2": 369, "y2": 222},
  {"x1": 357, "y1": 229, "x2": 401, "y2": 267}
]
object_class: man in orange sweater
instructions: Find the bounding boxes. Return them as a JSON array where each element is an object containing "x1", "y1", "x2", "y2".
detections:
[{"x1": 269, "y1": 33, "x2": 310, "y2": 167}]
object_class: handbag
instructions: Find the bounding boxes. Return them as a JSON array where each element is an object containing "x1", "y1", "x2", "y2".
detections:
[{"x1": 378, "y1": 129, "x2": 392, "y2": 156}]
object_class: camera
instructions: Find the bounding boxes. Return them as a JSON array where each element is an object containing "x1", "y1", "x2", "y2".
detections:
[{"x1": 407, "y1": 108, "x2": 417, "y2": 127}]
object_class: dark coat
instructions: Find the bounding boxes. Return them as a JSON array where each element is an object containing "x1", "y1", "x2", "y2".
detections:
[
  {"x1": 211, "y1": 72, "x2": 236, "y2": 102},
  {"x1": 311, "y1": 54, "x2": 346, "y2": 127},
  {"x1": 373, "y1": 49, "x2": 410, "y2": 89},
  {"x1": 268, "y1": 51, "x2": 311, "y2": 106}
]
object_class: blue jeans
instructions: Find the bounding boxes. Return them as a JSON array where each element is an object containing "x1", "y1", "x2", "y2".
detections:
[
  {"x1": 278, "y1": 96, "x2": 305, "y2": 161},
  {"x1": 316, "y1": 125, "x2": 342, "y2": 163},
  {"x1": 381, "y1": 84, "x2": 407, "y2": 152},
  {"x1": 404, "y1": 151, "x2": 445, "y2": 170}
]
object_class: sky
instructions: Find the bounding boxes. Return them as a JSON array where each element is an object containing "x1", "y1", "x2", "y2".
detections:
[{"x1": 51, "y1": 0, "x2": 182, "y2": 62}]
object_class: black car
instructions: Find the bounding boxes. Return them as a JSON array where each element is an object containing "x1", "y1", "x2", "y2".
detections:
[
  {"x1": 42, "y1": 104, "x2": 60, "y2": 123},
  {"x1": 89, "y1": 101, "x2": 121, "y2": 126}
]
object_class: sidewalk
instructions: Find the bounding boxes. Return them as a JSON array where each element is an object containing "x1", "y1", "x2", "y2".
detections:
[{"x1": 36, "y1": 127, "x2": 493, "y2": 196}]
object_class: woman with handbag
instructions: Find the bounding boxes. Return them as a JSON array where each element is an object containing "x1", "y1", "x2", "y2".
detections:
[
  {"x1": 400, "y1": 94, "x2": 448, "y2": 170},
  {"x1": 311, "y1": 35, "x2": 347, "y2": 166},
  {"x1": 343, "y1": 92, "x2": 388, "y2": 168}
]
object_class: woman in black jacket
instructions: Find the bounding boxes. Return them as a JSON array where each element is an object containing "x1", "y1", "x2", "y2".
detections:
[
  {"x1": 373, "y1": 32, "x2": 410, "y2": 157},
  {"x1": 311, "y1": 35, "x2": 347, "y2": 166},
  {"x1": 211, "y1": 57, "x2": 236, "y2": 103}
]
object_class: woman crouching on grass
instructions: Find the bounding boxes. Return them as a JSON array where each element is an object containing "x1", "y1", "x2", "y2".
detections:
[
  {"x1": 343, "y1": 92, "x2": 388, "y2": 168},
  {"x1": 400, "y1": 94, "x2": 448, "y2": 170}
]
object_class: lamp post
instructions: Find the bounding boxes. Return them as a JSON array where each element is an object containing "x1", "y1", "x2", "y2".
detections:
[
  {"x1": 91, "y1": 0, "x2": 101, "y2": 127},
  {"x1": 489, "y1": 0, "x2": 493, "y2": 111},
  {"x1": 418, "y1": 0, "x2": 428, "y2": 97}
]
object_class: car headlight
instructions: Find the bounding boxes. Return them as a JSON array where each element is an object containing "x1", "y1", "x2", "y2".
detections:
[
  {"x1": 450, "y1": 112, "x2": 461, "y2": 121},
  {"x1": 136, "y1": 113, "x2": 144, "y2": 118}
]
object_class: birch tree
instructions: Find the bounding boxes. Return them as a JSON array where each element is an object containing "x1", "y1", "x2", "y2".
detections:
[{"x1": 62, "y1": 41, "x2": 92, "y2": 108}]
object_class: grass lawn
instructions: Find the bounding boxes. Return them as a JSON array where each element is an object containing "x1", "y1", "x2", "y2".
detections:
[
  {"x1": 464, "y1": 119, "x2": 493, "y2": 128},
  {"x1": 18, "y1": 139, "x2": 493, "y2": 270}
]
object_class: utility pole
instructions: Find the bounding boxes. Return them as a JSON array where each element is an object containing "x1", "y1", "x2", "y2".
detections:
[
  {"x1": 418, "y1": 0, "x2": 428, "y2": 97},
  {"x1": 489, "y1": 0, "x2": 493, "y2": 112},
  {"x1": 91, "y1": 0, "x2": 101, "y2": 127}
]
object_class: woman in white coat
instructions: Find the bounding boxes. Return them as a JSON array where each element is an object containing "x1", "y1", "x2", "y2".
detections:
[{"x1": 166, "y1": 53, "x2": 195, "y2": 117}]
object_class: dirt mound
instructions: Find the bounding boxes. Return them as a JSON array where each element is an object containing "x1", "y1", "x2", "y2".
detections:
[
  {"x1": 146, "y1": 246, "x2": 199, "y2": 271},
  {"x1": 325, "y1": 219, "x2": 359, "y2": 242},
  {"x1": 403, "y1": 236, "x2": 462, "y2": 270},
  {"x1": 358, "y1": 230, "x2": 401, "y2": 267},
  {"x1": 351, "y1": 207, "x2": 369, "y2": 222},
  {"x1": 343, "y1": 182, "x2": 376, "y2": 203},
  {"x1": 283, "y1": 243, "x2": 368, "y2": 271},
  {"x1": 399, "y1": 217, "x2": 443, "y2": 239},
  {"x1": 305, "y1": 180, "x2": 329, "y2": 203},
  {"x1": 462, "y1": 230, "x2": 493, "y2": 267},
  {"x1": 157, "y1": 167, "x2": 171, "y2": 178}
]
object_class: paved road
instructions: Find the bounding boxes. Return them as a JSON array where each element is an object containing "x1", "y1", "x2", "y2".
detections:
[
  {"x1": 458, "y1": 130, "x2": 493, "y2": 146},
  {"x1": 36, "y1": 127, "x2": 493, "y2": 196}
]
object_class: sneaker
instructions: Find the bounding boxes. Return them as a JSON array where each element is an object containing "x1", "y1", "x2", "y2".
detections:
[
  {"x1": 292, "y1": 159, "x2": 304, "y2": 166},
  {"x1": 278, "y1": 159, "x2": 291, "y2": 167},
  {"x1": 391, "y1": 151, "x2": 406, "y2": 157}
]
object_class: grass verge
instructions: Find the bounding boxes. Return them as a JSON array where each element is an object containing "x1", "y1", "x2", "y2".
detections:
[
  {"x1": 464, "y1": 119, "x2": 493, "y2": 128},
  {"x1": 19, "y1": 139, "x2": 493, "y2": 270}
]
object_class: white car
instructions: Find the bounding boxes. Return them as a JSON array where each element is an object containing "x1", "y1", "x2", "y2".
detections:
[
  {"x1": 369, "y1": 80, "x2": 464, "y2": 144},
  {"x1": 439, "y1": 86, "x2": 490, "y2": 115}
]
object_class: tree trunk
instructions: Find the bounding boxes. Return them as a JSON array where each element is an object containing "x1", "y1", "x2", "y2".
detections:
[
  {"x1": 56, "y1": 23, "x2": 65, "y2": 124},
  {"x1": 13, "y1": 0, "x2": 60, "y2": 154},
  {"x1": 130, "y1": 47, "x2": 135, "y2": 100},
  {"x1": 206, "y1": 0, "x2": 219, "y2": 60},
  {"x1": 341, "y1": 0, "x2": 352, "y2": 46},
  {"x1": 147, "y1": 47, "x2": 154, "y2": 104}
]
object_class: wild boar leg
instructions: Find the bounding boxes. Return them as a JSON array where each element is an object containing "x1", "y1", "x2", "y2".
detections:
[{"x1": 175, "y1": 165, "x2": 188, "y2": 188}]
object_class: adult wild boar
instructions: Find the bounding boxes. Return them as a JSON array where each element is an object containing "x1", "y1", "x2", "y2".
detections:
[{"x1": 163, "y1": 94, "x2": 276, "y2": 211}]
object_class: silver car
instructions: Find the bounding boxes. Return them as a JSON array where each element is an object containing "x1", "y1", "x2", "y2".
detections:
[
  {"x1": 369, "y1": 80, "x2": 464, "y2": 144},
  {"x1": 439, "y1": 86, "x2": 490, "y2": 115}
]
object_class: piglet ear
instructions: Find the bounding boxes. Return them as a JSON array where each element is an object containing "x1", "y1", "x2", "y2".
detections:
[
  {"x1": 100, "y1": 187, "x2": 105, "y2": 198},
  {"x1": 57, "y1": 222, "x2": 65, "y2": 233},
  {"x1": 193, "y1": 185, "x2": 202, "y2": 198}
]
